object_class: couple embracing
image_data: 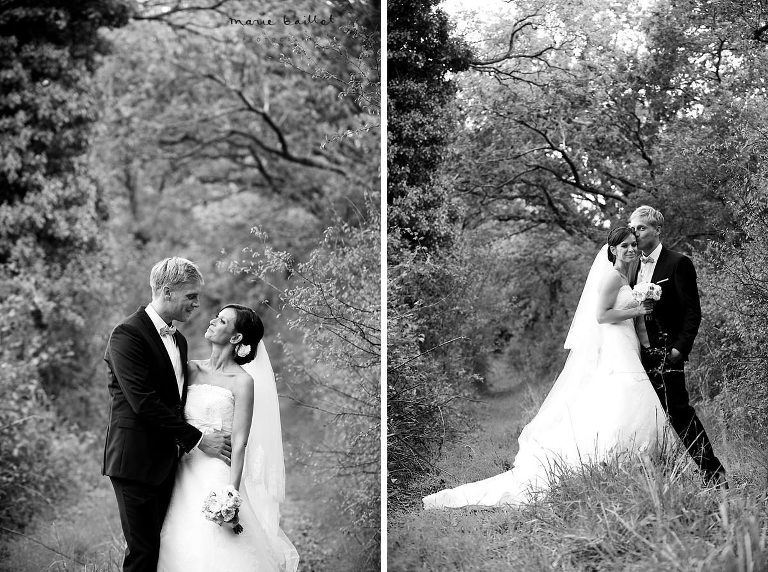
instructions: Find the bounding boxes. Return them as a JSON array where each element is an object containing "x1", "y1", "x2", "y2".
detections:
[
  {"x1": 102, "y1": 257, "x2": 299, "y2": 571},
  {"x1": 424, "y1": 205, "x2": 727, "y2": 509}
]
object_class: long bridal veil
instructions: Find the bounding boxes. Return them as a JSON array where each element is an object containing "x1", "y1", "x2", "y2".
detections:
[
  {"x1": 520, "y1": 244, "x2": 612, "y2": 441},
  {"x1": 241, "y1": 341, "x2": 299, "y2": 572},
  {"x1": 565, "y1": 244, "x2": 611, "y2": 353}
]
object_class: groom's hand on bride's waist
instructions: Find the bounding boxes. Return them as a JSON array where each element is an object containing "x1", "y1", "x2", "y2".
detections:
[{"x1": 199, "y1": 430, "x2": 232, "y2": 465}]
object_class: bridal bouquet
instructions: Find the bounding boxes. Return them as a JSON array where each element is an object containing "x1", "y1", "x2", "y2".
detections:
[
  {"x1": 202, "y1": 485, "x2": 244, "y2": 534},
  {"x1": 632, "y1": 281, "x2": 662, "y2": 302}
]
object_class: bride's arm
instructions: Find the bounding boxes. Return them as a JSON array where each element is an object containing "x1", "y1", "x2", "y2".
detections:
[
  {"x1": 596, "y1": 272, "x2": 649, "y2": 324},
  {"x1": 229, "y1": 374, "x2": 255, "y2": 490}
]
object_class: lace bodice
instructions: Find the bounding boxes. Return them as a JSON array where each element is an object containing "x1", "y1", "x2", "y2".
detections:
[{"x1": 184, "y1": 384, "x2": 234, "y2": 432}]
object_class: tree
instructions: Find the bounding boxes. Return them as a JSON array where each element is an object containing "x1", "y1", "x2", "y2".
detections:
[
  {"x1": 233, "y1": 200, "x2": 381, "y2": 570},
  {"x1": 93, "y1": 0, "x2": 378, "y2": 236},
  {"x1": 387, "y1": 0, "x2": 472, "y2": 251},
  {"x1": 448, "y1": 0, "x2": 764, "y2": 241},
  {"x1": 0, "y1": 0, "x2": 131, "y2": 530},
  {"x1": 90, "y1": 0, "x2": 381, "y2": 351},
  {"x1": 387, "y1": 0, "x2": 484, "y2": 495}
]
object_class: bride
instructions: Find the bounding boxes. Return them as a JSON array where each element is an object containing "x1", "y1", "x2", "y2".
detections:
[
  {"x1": 158, "y1": 304, "x2": 299, "y2": 571},
  {"x1": 424, "y1": 227, "x2": 671, "y2": 509}
]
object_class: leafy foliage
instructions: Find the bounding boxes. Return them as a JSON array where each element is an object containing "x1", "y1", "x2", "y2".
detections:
[
  {"x1": 0, "y1": 0, "x2": 130, "y2": 206},
  {"x1": 386, "y1": 0, "x2": 481, "y2": 496},
  {"x1": 387, "y1": 0, "x2": 471, "y2": 250},
  {"x1": 388, "y1": 242, "x2": 509, "y2": 488},
  {"x1": 447, "y1": 0, "x2": 756, "y2": 240},
  {"x1": 0, "y1": 0, "x2": 130, "y2": 533},
  {"x1": 94, "y1": 0, "x2": 378, "y2": 235},
  {"x1": 233, "y1": 200, "x2": 380, "y2": 570},
  {"x1": 694, "y1": 107, "x2": 768, "y2": 466}
]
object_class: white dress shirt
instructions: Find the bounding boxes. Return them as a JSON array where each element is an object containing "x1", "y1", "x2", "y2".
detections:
[
  {"x1": 145, "y1": 303, "x2": 184, "y2": 397},
  {"x1": 635, "y1": 242, "x2": 663, "y2": 348},
  {"x1": 637, "y1": 242, "x2": 663, "y2": 285}
]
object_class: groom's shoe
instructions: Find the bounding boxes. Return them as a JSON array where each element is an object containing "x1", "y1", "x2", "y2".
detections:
[{"x1": 708, "y1": 469, "x2": 729, "y2": 491}]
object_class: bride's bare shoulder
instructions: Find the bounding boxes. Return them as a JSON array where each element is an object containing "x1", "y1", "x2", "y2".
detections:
[
  {"x1": 231, "y1": 370, "x2": 254, "y2": 399},
  {"x1": 230, "y1": 371, "x2": 253, "y2": 403},
  {"x1": 600, "y1": 268, "x2": 624, "y2": 288}
]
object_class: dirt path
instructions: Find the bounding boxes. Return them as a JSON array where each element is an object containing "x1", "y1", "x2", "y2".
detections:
[
  {"x1": 423, "y1": 356, "x2": 539, "y2": 494},
  {"x1": 387, "y1": 356, "x2": 551, "y2": 570}
]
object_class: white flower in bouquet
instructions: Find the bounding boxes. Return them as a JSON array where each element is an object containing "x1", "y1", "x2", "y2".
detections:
[
  {"x1": 202, "y1": 485, "x2": 244, "y2": 534},
  {"x1": 632, "y1": 282, "x2": 662, "y2": 302}
]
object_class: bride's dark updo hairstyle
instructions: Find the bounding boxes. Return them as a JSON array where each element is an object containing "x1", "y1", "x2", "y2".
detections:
[
  {"x1": 606, "y1": 226, "x2": 636, "y2": 264},
  {"x1": 220, "y1": 304, "x2": 264, "y2": 365}
]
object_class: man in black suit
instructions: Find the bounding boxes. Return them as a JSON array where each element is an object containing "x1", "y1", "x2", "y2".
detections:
[
  {"x1": 103, "y1": 257, "x2": 232, "y2": 571},
  {"x1": 629, "y1": 206, "x2": 727, "y2": 488}
]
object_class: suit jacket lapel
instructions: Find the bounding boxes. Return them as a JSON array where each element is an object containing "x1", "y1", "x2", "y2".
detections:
[
  {"x1": 137, "y1": 307, "x2": 181, "y2": 403},
  {"x1": 177, "y1": 333, "x2": 190, "y2": 404}
]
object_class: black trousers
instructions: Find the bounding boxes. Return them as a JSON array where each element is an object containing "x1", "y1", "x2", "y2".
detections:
[
  {"x1": 110, "y1": 469, "x2": 176, "y2": 572},
  {"x1": 640, "y1": 346, "x2": 724, "y2": 479}
]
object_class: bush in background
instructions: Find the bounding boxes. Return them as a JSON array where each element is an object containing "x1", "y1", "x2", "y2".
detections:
[
  {"x1": 235, "y1": 201, "x2": 381, "y2": 570},
  {"x1": 0, "y1": 1, "x2": 130, "y2": 535},
  {"x1": 696, "y1": 172, "x2": 768, "y2": 475}
]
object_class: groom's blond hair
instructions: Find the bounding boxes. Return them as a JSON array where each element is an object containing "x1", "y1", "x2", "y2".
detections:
[
  {"x1": 150, "y1": 257, "x2": 204, "y2": 295},
  {"x1": 631, "y1": 205, "x2": 664, "y2": 229}
]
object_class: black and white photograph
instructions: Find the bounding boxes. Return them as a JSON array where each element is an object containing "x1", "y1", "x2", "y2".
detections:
[
  {"x1": 7, "y1": 0, "x2": 768, "y2": 570},
  {"x1": 388, "y1": 0, "x2": 768, "y2": 569},
  {"x1": 0, "y1": 1, "x2": 380, "y2": 571}
]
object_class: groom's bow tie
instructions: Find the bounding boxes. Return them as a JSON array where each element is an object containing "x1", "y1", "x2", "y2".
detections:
[
  {"x1": 640, "y1": 255, "x2": 655, "y2": 264},
  {"x1": 159, "y1": 325, "x2": 177, "y2": 337}
]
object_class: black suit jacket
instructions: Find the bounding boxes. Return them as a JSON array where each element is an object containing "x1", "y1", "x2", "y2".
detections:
[
  {"x1": 632, "y1": 246, "x2": 702, "y2": 359},
  {"x1": 102, "y1": 306, "x2": 202, "y2": 484}
]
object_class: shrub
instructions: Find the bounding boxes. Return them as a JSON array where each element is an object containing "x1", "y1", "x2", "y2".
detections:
[
  {"x1": 696, "y1": 188, "x2": 768, "y2": 468},
  {"x1": 233, "y1": 201, "x2": 380, "y2": 569}
]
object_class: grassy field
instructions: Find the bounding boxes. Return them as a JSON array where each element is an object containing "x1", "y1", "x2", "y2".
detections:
[{"x1": 388, "y1": 358, "x2": 768, "y2": 571}]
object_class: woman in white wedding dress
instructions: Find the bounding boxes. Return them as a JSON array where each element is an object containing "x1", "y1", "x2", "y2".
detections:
[
  {"x1": 423, "y1": 227, "x2": 671, "y2": 509},
  {"x1": 158, "y1": 304, "x2": 299, "y2": 571}
]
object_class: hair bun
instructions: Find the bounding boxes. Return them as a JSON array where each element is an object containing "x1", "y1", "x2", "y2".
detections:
[{"x1": 220, "y1": 304, "x2": 264, "y2": 365}]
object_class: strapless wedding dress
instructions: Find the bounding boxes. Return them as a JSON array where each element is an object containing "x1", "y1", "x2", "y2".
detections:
[
  {"x1": 423, "y1": 285, "x2": 669, "y2": 508},
  {"x1": 158, "y1": 384, "x2": 297, "y2": 571}
]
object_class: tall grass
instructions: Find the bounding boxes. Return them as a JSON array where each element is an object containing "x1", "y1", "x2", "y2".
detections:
[
  {"x1": 389, "y1": 353, "x2": 768, "y2": 571},
  {"x1": 0, "y1": 480, "x2": 124, "y2": 572},
  {"x1": 390, "y1": 446, "x2": 768, "y2": 571}
]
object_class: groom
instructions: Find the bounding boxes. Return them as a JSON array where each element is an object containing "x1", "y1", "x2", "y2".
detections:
[
  {"x1": 628, "y1": 206, "x2": 727, "y2": 488},
  {"x1": 103, "y1": 257, "x2": 232, "y2": 572}
]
